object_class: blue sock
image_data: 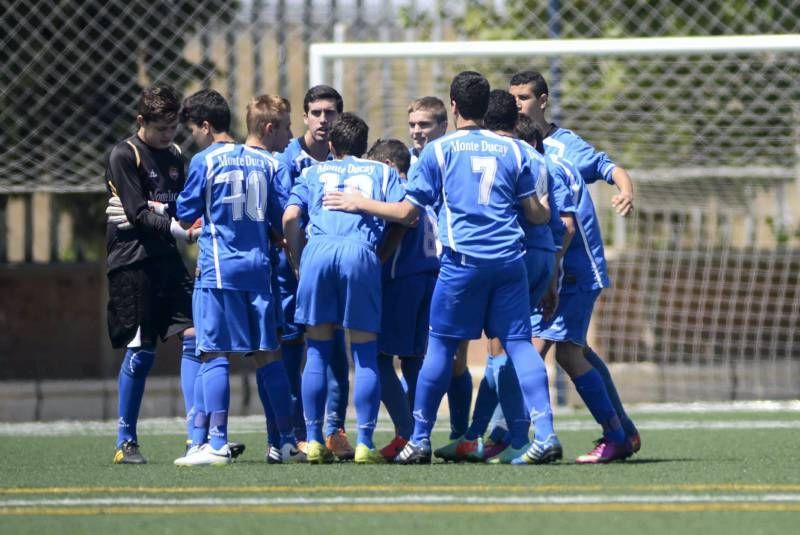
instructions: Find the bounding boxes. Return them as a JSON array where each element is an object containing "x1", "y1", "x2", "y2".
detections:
[
  {"x1": 258, "y1": 359, "x2": 296, "y2": 446},
  {"x1": 447, "y1": 368, "x2": 472, "y2": 439},
  {"x1": 202, "y1": 356, "x2": 230, "y2": 450},
  {"x1": 495, "y1": 355, "x2": 532, "y2": 448},
  {"x1": 351, "y1": 340, "x2": 379, "y2": 448},
  {"x1": 281, "y1": 341, "x2": 306, "y2": 441},
  {"x1": 302, "y1": 339, "x2": 333, "y2": 443},
  {"x1": 400, "y1": 357, "x2": 422, "y2": 408},
  {"x1": 378, "y1": 353, "x2": 413, "y2": 439},
  {"x1": 465, "y1": 356, "x2": 497, "y2": 440},
  {"x1": 116, "y1": 347, "x2": 155, "y2": 447},
  {"x1": 573, "y1": 368, "x2": 626, "y2": 444},
  {"x1": 325, "y1": 329, "x2": 349, "y2": 437},
  {"x1": 584, "y1": 348, "x2": 638, "y2": 438},
  {"x1": 180, "y1": 336, "x2": 201, "y2": 441},
  {"x1": 504, "y1": 340, "x2": 555, "y2": 440},
  {"x1": 191, "y1": 369, "x2": 208, "y2": 446},
  {"x1": 411, "y1": 336, "x2": 460, "y2": 443},
  {"x1": 255, "y1": 365, "x2": 280, "y2": 446}
]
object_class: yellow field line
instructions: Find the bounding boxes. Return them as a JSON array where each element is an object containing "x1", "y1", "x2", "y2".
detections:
[
  {"x1": 3, "y1": 483, "x2": 800, "y2": 495},
  {"x1": 2, "y1": 503, "x2": 800, "y2": 515}
]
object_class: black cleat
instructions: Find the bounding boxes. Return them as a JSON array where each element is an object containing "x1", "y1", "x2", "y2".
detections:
[
  {"x1": 394, "y1": 439, "x2": 432, "y2": 465},
  {"x1": 114, "y1": 440, "x2": 147, "y2": 464}
]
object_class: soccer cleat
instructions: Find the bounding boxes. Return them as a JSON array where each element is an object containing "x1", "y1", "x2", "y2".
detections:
[
  {"x1": 510, "y1": 435, "x2": 563, "y2": 465},
  {"x1": 394, "y1": 439, "x2": 432, "y2": 465},
  {"x1": 433, "y1": 436, "x2": 466, "y2": 462},
  {"x1": 174, "y1": 443, "x2": 232, "y2": 466},
  {"x1": 482, "y1": 437, "x2": 509, "y2": 461},
  {"x1": 306, "y1": 440, "x2": 335, "y2": 464},
  {"x1": 379, "y1": 435, "x2": 408, "y2": 461},
  {"x1": 354, "y1": 444, "x2": 386, "y2": 464},
  {"x1": 266, "y1": 445, "x2": 282, "y2": 464},
  {"x1": 325, "y1": 428, "x2": 355, "y2": 461},
  {"x1": 280, "y1": 443, "x2": 307, "y2": 463},
  {"x1": 229, "y1": 442, "x2": 246, "y2": 459},
  {"x1": 575, "y1": 438, "x2": 631, "y2": 464},
  {"x1": 487, "y1": 443, "x2": 530, "y2": 464},
  {"x1": 113, "y1": 440, "x2": 147, "y2": 464},
  {"x1": 454, "y1": 437, "x2": 484, "y2": 462},
  {"x1": 628, "y1": 432, "x2": 642, "y2": 454}
]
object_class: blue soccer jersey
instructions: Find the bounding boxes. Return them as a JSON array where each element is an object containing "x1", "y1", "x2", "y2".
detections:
[
  {"x1": 277, "y1": 137, "x2": 333, "y2": 186},
  {"x1": 177, "y1": 142, "x2": 284, "y2": 292},
  {"x1": 548, "y1": 154, "x2": 609, "y2": 291},
  {"x1": 405, "y1": 128, "x2": 535, "y2": 262},
  {"x1": 384, "y1": 201, "x2": 439, "y2": 280},
  {"x1": 287, "y1": 156, "x2": 406, "y2": 246},
  {"x1": 544, "y1": 126, "x2": 617, "y2": 186}
]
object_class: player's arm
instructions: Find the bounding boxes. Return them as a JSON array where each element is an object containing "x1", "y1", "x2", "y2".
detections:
[
  {"x1": 322, "y1": 193, "x2": 420, "y2": 225},
  {"x1": 378, "y1": 223, "x2": 408, "y2": 263},
  {"x1": 610, "y1": 166, "x2": 634, "y2": 217},
  {"x1": 282, "y1": 204, "x2": 306, "y2": 278},
  {"x1": 106, "y1": 144, "x2": 173, "y2": 235}
]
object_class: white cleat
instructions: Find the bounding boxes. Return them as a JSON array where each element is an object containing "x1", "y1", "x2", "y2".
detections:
[
  {"x1": 174, "y1": 443, "x2": 232, "y2": 466},
  {"x1": 280, "y1": 443, "x2": 307, "y2": 463}
]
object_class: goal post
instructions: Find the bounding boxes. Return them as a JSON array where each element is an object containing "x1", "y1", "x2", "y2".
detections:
[{"x1": 308, "y1": 34, "x2": 800, "y2": 403}]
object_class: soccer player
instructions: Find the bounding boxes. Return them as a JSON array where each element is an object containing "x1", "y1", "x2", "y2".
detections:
[
  {"x1": 408, "y1": 96, "x2": 448, "y2": 163},
  {"x1": 364, "y1": 138, "x2": 439, "y2": 460},
  {"x1": 104, "y1": 84, "x2": 198, "y2": 464},
  {"x1": 172, "y1": 89, "x2": 303, "y2": 465},
  {"x1": 282, "y1": 113, "x2": 406, "y2": 464},
  {"x1": 276, "y1": 85, "x2": 355, "y2": 460},
  {"x1": 324, "y1": 71, "x2": 560, "y2": 465},
  {"x1": 510, "y1": 70, "x2": 640, "y2": 462},
  {"x1": 242, "y1": 94, "x2": 299, "y2": 462}
]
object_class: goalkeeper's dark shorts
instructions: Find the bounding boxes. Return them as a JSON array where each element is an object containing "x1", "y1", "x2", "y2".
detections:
[{"x1": 107, "y1": 253, "x2": 193, "y2": 349}]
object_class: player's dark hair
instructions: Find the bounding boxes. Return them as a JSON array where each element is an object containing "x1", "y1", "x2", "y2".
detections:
[
  {"x1": 449, "y1": 71, "x2": 490, "y2": 121},
  {"x1": 367, "y1": 138, "x2": 411, "y2": 176},
  {"x1": 509, "y1": 70, "x2": 549, "y2": 97},
  {"x1": 329, "y1": 112, "x2": 368, "y2": 157},
  {"x1": 514, "y1": 114, "x2": 544, "y2": 154},
  {"x1": 303, "y1": 85, "x2": 344, "y2": 113},
  {"x1": 483, "y1": 90, "x2": 519, "y2": 133},
  {"x1": 407, "y1": 96, "x2": 447, "y2": 124},
  {"x1": 137, "y1": 84, "x2": 180, "y2": 124},
  {"x1": 180, "y1": 89, "x2": 231, "y2": 132}
]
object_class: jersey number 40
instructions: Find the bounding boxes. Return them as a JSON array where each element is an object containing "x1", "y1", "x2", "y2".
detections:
[{"x1": 218, "y1": 169, "x2": 270, "y2": 221}]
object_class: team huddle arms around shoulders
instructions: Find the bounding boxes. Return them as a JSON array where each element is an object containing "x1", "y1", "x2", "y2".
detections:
[{"x1": 105, "y1": 68, "x2": 640, "y2": 467}]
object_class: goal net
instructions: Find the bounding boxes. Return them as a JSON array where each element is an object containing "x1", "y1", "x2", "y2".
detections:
[{"x1": 310, "y1": 36, "x2": 800, "y2": 402}]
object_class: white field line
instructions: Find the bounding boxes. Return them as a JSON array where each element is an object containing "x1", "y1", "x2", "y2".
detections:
[
  {"x1": 2, "y1": 415, "x2": 800, "y2": 437},
  {"x1": 4, "y1": 494, "x2": 800, "y2": 508}
]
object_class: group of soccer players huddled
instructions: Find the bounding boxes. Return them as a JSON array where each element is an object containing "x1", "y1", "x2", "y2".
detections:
[{"x1": 105, "y1": 68, "x2": 640, "y2": 467}]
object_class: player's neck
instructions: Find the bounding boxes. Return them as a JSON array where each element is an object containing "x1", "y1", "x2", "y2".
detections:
[
  {"x1": 245, "y1": 135, "x2": 266, "y2": 150},
  {"x1": 302, "y1": 131, "x2": 330, "y2": 161},
  {"x1": 455, "y1": 117, "x2": 481, "y2": 129},
  {"x1": 493, "y1": 129, "x2": 513, "y2": 137},
  {"x1": 213, "y1": 132, "x2": 236, "y2": 144}
]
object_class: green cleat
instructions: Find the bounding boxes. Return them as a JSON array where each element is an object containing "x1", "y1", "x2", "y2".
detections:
[
  {"x1": 354, "y1": 444, "x2": 386, "y2": 464},
  {"x1": 113, "y1": 440, "x2": 147, "y2": 465},
  {"x1": 433, "y1": 436, "x2": 466, "y2": 462},
  {"x1": 487, "y1": 443, "x2": 530, "y2": 464},
  {"x1": 306, "y1": 440, "x2": 335, "y2": 464}
]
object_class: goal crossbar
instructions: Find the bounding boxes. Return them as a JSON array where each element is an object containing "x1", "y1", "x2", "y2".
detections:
[{"x1": 309, "y1": 34, "x2": 800, "y2": 86}]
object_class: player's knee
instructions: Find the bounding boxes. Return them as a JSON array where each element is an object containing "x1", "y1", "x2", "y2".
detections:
[
  {"x1": 347, "y1": 328, "x2": 376, "y2": 344},
  {"x1": 252, "y1": 350, "x2": 281, "y2": 367},
  {"x1": 120, "y1": 348, "x2": 155, "y2": 379}
]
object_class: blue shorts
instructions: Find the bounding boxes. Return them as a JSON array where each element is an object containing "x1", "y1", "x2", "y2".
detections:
[
  {"x1": 276, "y1": 250, "x2": 304, "y2": 342},
  {"x1": 194, "y1": 287, "x2": 280, "y2": 354},
  {"x1": 429, "y1": 249, "x2": 531, "y2": 341},
  {"x1": 379, "y1": 271, "x2": 437, "y2": 357},
  {"x1": 295, "y1": 237, "x2": 382, "y2": 333},
  {"x1": 525, "y1": 248, "x2": 555, "y2": 312},
  {"x1": 531, "y1": 288, "x2": 601, "y2": 346}
]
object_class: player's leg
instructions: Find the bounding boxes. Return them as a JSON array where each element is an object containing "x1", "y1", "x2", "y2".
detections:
[
  {"x1": 302, "y1": 324, "x2": 336, "y2": 463},
  {"x1": 324, "y1": 328, "x2": 354, "y2": 460},
  {"x1": 485, "y1": 257, "x2": 560, "y2": 465},
  {"x1": 108, "y1": 262, "x2": 155, "y2": 464},
  {"x1": 396, "y1": 254, "x2": 488, "y2": 464},
  {"x1": 277, "y1": 250, "x2": 307, "y2": 445},
  {"x1": 583, "y1": 346, "x2": 640, "y2": 452},
  {"x1": 346, "y1": 329, "x2": 385, "y2": 463},
  {"x1": 179, "y1": 328, "x2": 200, "y2": 446}
]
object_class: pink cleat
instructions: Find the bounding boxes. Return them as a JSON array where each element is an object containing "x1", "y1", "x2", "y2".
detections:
[{"x1": 576, "y1": 439, "x2": 631, "y2": 464}]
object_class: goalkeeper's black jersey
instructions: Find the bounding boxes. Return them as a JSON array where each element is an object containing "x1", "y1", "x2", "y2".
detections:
[{"x1": 105, "y1": 134, "x2": 186, "y2": 273}]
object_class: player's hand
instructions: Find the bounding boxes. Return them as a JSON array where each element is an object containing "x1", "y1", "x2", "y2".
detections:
[
  {"x1": 611, "y1": 192, "x2": 634, "y2": 217},
  {"x1": 322, "y1": 191, "x2": 363, "y2": 212},
  {"x1": 106, "y1": 196, "x2": 133, "y2": 230},
  {"x1": 147, "y1": 200, "x2": 167, "y2": 215},
  {"x1": 539, "y1": 283, "x2": 559, "y2": 322},
  {"x1": 170, "y1": 219, "x2": 200, "y2": 244}
]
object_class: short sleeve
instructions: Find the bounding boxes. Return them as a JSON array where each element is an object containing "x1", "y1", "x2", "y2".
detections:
[
  {"x1": 382, "y1": 167, "x2": 406, "y2": 203},
  {"x1": 286, "y1": 169, "x2": 310, "y2": 211},
  {"x1": 404, "y1": 144, "x2": 441, "y2": 209},
  {"x1": 176, "y1": 155, "x2": 206, "y2": 222}
]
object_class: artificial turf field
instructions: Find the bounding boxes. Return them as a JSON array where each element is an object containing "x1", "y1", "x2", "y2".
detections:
[{"x1": 1, "y1": 405, "x2": 799, "y2": 534}]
